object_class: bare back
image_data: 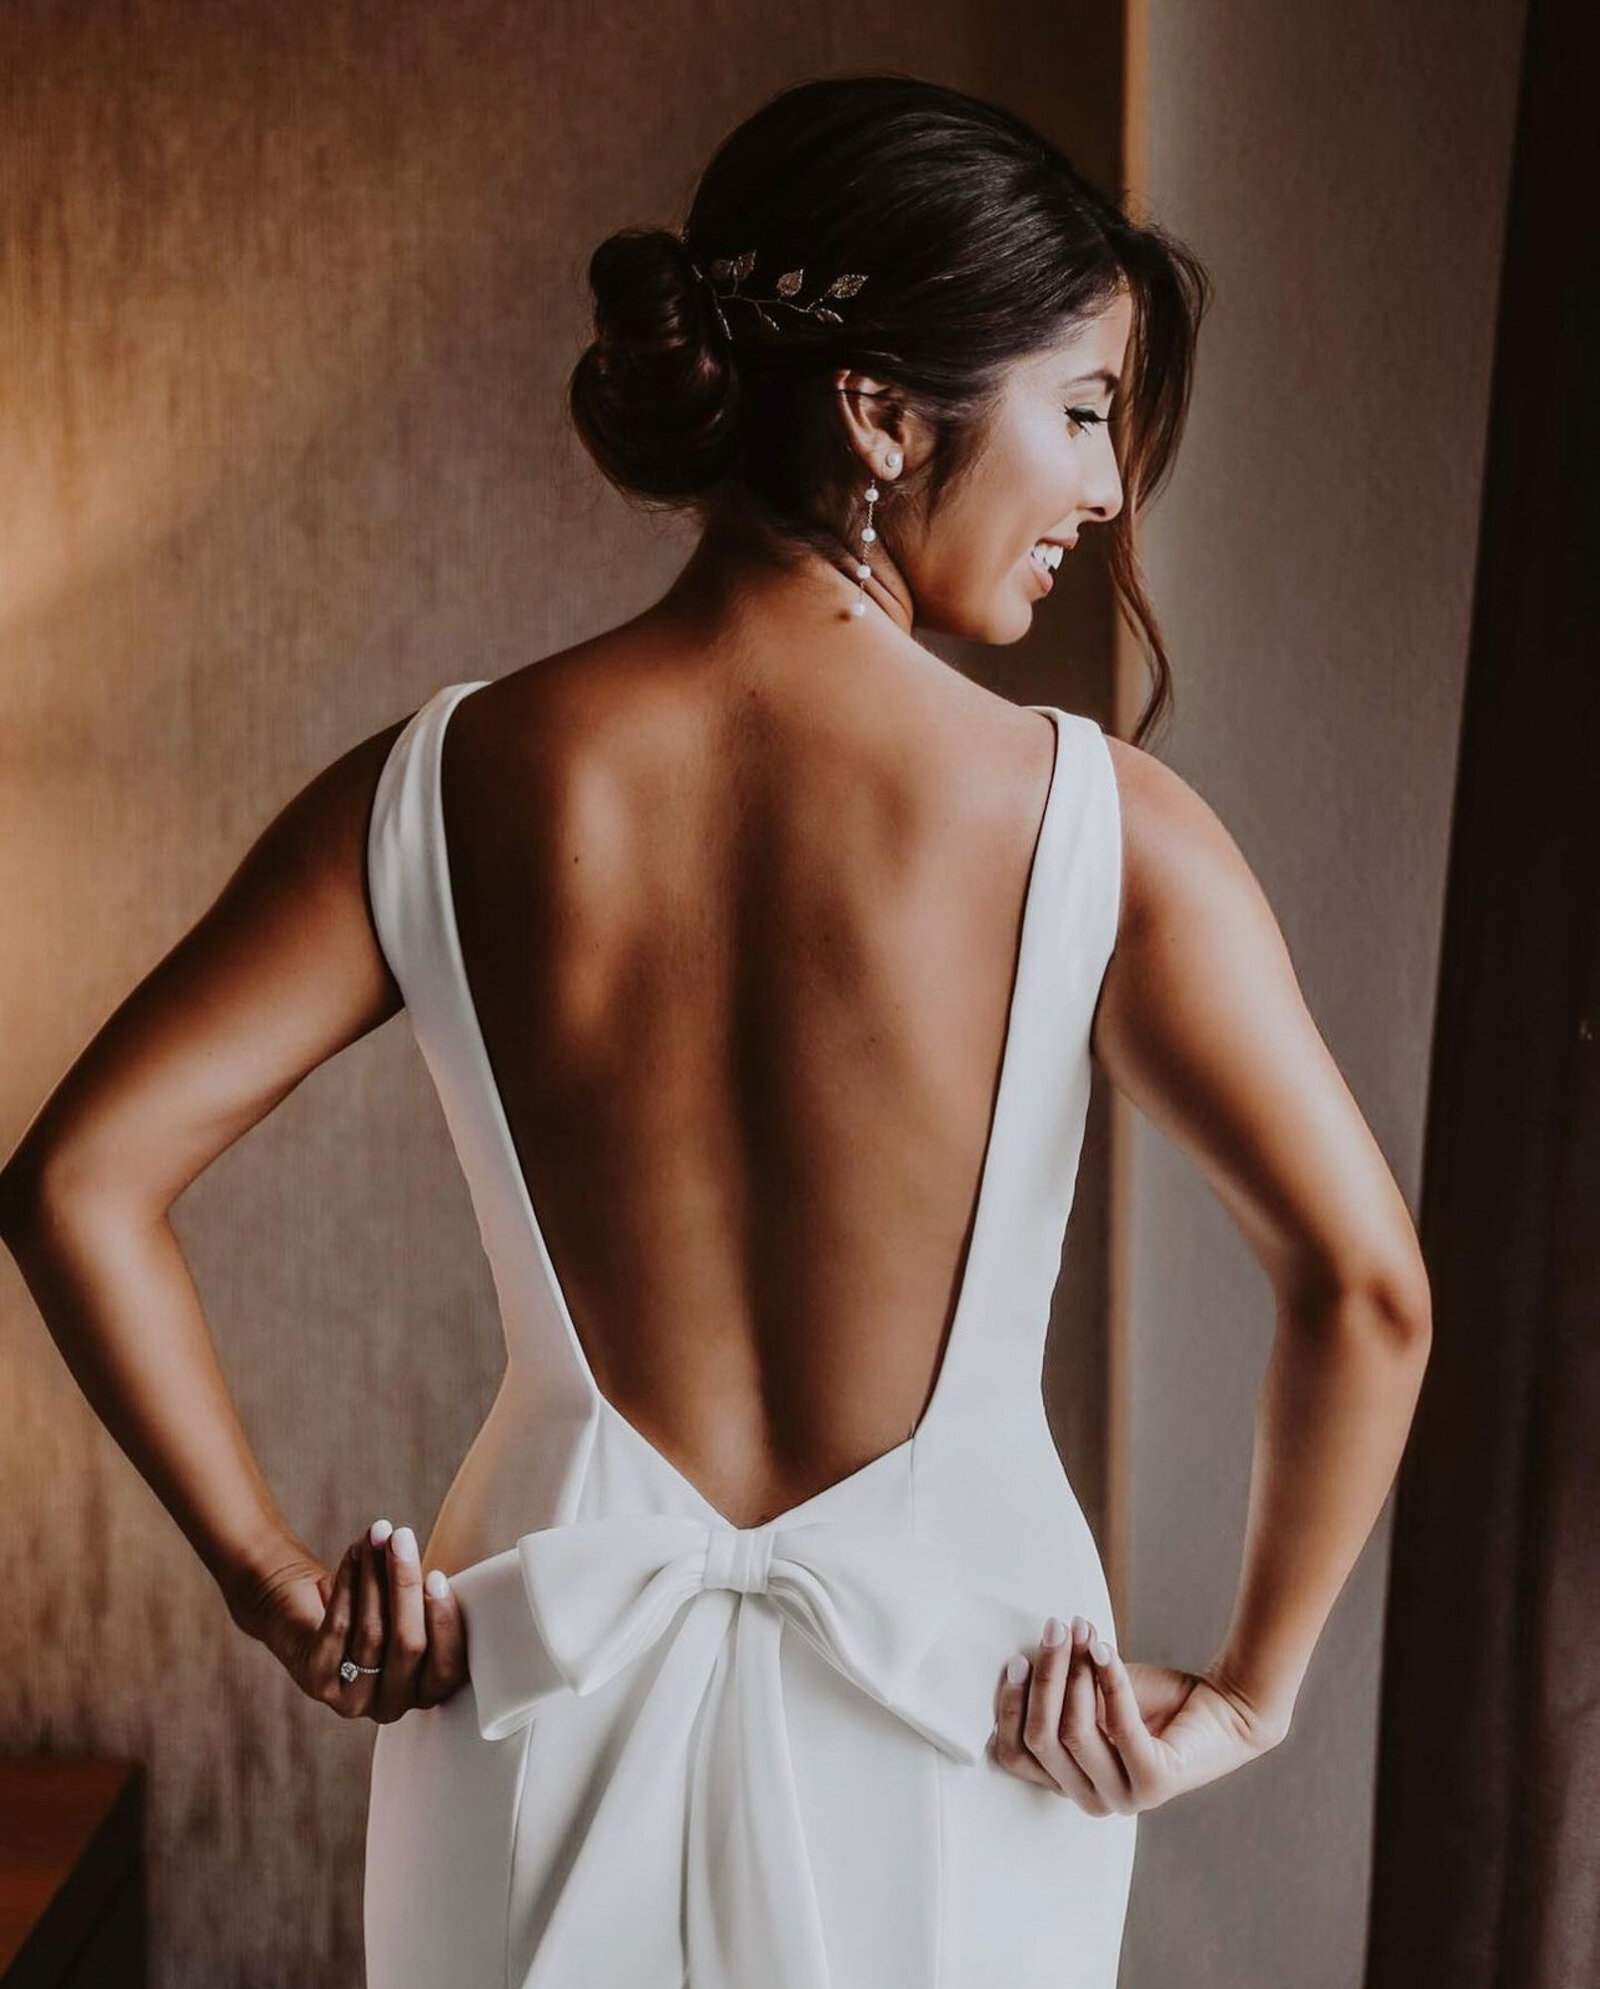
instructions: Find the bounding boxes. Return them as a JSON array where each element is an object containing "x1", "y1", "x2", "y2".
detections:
[{"x1": 433, "y1": 641, "x2": 1063, "y2": 1529}]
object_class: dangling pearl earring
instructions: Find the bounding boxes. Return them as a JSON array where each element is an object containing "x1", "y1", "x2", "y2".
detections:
[{"x1": 851, "y1": 448, "x2": 902, "y2": 617}]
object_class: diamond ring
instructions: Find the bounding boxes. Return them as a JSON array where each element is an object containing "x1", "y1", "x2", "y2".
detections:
[{"x1": 339, "y1": 1657, "x2": 382, "y2": 1682}]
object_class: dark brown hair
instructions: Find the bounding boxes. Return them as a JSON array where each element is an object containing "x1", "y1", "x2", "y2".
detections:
[{"x1": 568, "y1": 73, "x2": 1211, "y2": 748}]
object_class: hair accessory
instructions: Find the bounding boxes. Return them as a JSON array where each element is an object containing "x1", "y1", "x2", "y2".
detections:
[
  {"x1": 680, "y1": 233, "x2": 869, "y2": 338},
  {"x1": 684, "y1": 258, "x2": 734, "y2": 343}
]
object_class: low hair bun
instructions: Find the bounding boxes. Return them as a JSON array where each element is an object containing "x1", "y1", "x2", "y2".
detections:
[{"x1": 567, "y1": 226, "x2": 741, "y2": 503}]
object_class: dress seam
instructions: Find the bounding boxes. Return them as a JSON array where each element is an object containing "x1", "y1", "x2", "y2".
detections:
[
  {"x1": 499, "y1": 1392, "x2": 602, "y2": 1984},
  {"x1": 501, "y1": 1723, "x2": 534, "y2": 1989},
  {"x1": 911, "y1": 1436, "x2": 949, "y2": 1989}
]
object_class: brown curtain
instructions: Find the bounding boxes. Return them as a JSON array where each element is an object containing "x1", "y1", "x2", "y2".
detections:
[{"x1": 1364, "y1": 0, "x2": 1600, "y2": 1981}]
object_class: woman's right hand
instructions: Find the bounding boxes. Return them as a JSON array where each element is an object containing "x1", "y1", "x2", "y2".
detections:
[
  {"x1": 226, "y1": 1518, "x2": 471, "y2": 1721},
  {"x1": 989, "y1": 1613, "x2": 1287, "y2": 1813}
]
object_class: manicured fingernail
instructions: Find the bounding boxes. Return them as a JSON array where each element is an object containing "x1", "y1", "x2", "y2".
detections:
[
  {"x1": 424, "y1": 1569, "x2": 450, "y2": 1600},
  {"x1": 1091, "y1": 1638, "x2": 1113, "y2": 1665},
  {"x1": 391, "y1": 1525, "x2": 418, "y2": 1564},
  {"x1": 1071, "y1": 1615, "x2": 1088, "y2": 1643},
  {"x1": 369, "y1": 1518, "x2": 393, "y2": 1546},
  {"x1": 1005, "y1": 1653, "x2": 1030, "y2": 1685},
  {"x1": 1041, "y1": 1616, "x2": 1066, "y2": 1647}
]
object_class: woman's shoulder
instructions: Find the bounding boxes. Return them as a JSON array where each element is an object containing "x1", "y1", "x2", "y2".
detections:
[{"x1": 1100, "y1": 730, "x2": 1274, "y2": 964}]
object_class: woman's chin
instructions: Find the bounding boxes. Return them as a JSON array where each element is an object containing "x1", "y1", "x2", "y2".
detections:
[{"x1": 992, "y1": 588, "x2": 1041, "y2": 644}]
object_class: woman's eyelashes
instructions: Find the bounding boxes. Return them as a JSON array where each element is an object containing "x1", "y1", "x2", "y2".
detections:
[{"x1": 1065, "y1": 406, "x2": 1108, "y2": 433}]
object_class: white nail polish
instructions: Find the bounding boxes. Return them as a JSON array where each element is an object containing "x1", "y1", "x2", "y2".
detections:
[
  {"x1": 392, "y1": 1525, "x2": 418, "y2": 1564},
  {"x1": 425, "y1": 1569, "x2": 450, "y2": 1600},
  {"x1": 369, "y1": 1517, "x2": 393, "y2": 1547},
  {"x1": 1005, "y1": 1653, "x2": 1030, "y2": 1685}
]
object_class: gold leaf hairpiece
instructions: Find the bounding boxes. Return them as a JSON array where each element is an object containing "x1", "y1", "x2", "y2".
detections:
[{"x1": 691, "y1": 243, "x2": 870, "y2": 334}]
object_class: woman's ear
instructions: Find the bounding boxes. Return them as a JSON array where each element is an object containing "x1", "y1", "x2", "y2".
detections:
[{"x1": 833, "y1": 368, "x2": 926, "y2": 475}]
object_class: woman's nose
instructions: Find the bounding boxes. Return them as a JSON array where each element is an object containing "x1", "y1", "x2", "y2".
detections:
[{"x1": 1084, "y1": 450, "x2": 1124, "y2": 525}]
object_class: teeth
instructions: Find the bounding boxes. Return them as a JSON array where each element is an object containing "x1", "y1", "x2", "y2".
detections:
[{"x1": 1030, "y1": 542, "x2": 1064, "y2": 571}]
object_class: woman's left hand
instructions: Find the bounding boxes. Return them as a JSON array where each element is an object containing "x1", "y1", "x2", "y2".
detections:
[{"x1": 988, "y1": 1615, "x2": 1286, "y2": 1814}]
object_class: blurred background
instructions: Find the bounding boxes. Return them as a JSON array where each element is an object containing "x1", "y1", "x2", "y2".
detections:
[{"x1": 6, "y1": 0, "x2": 1579, "y2": 1983}]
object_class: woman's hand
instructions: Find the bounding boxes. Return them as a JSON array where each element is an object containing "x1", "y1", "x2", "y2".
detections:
[
  {"x1": 988, "y1": 1614, "x2": 1286, "y2": 1813},
  {"x1": 225, "y1": 1518, "x2": 470, "y2": 1721}
]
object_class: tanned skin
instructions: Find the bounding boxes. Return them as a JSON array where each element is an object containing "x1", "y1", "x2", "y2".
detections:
[{"x1": 0, "y1": 288, "x2": 1430, "y2": 1812}]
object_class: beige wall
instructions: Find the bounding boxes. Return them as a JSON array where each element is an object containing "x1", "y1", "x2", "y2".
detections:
[
  {"x1": 0, "y1": 7, "x2": 1123, "y2": 1984},
  {"x1": 1120, "y1": 1, "x2": 1526, "y2": 1983}
]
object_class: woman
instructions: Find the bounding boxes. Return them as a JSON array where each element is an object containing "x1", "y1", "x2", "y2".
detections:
[{"x1": 0, "y1": 73, "x2": 1432, "y2": 1989}]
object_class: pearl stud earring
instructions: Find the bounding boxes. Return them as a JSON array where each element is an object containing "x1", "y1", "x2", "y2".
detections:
[{"x1": 851, "y1": 450, "x2": 902, "y2": 618}]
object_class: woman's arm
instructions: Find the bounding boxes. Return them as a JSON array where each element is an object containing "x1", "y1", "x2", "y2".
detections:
[
  {"x1": 1090, "y1": 736, "x2": 1433, "y2": 1739},
  {"x1": 0, "y1": 711, "x2": 411, "y2": 1621}
]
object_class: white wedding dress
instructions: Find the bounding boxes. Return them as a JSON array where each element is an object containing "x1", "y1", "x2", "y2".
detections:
[{"x1": 360, "y1": 678, "x2": 1136, "y2": 1986}]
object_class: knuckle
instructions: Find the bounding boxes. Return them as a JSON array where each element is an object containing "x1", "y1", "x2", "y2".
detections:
[
  {"x1": 1061, "y1": 1702, "x2": 1098, "y2": 1747},
  {"x1": 1060, "y1": 1720, "x2": 1091, "y2": 1759},
  {"x1": 1124, "y1": 1773, "x2": 1159, "y2": 1815}
]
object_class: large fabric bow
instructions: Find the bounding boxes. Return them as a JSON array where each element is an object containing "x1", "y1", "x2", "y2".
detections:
[{"x1": 450, "y1": 1509, "x2": 1043, "y2": 1989}]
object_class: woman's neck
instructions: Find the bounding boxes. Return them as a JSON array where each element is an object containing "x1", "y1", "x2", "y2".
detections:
[{"x1": 654, "y1": 490, "x2": 915, "y2": 641}]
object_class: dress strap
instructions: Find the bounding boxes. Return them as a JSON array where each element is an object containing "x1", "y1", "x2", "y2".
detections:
[
  {"x1": 1042, "y1": 709, "x2": 1123, "y2": 988},
  {"x1": 366, "y1": 680, "x2": 490, "y2": 1012},
  {"x1": 1085, "y1": 715, "x2": 1124, "y2": 977}
]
